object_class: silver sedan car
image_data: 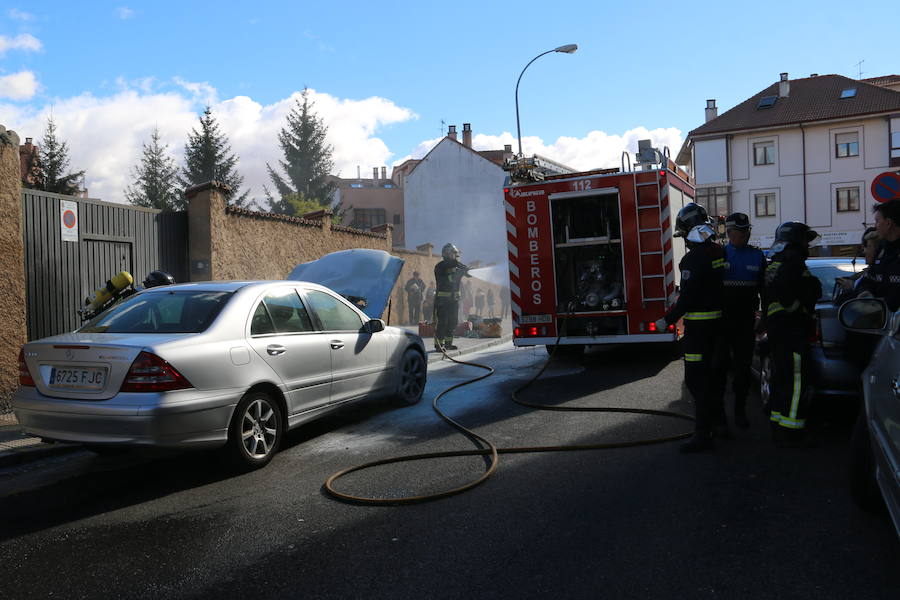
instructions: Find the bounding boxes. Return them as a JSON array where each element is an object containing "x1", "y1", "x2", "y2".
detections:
[{"x1": 13, "y1": 276, "x2": 427, "y2": 470}]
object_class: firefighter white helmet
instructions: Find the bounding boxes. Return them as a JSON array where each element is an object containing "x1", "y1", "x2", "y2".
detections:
[{"x1": 441, "y1": 243, "x2": 460, "y2": 260}]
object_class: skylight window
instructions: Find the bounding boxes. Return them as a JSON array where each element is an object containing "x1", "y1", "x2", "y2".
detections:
[
  {"x1": 840, "y1": 88, "x2": 857, "y2": 99},
  {"x1": 757, "y1": 95, "x2": 778, "y2": 109}
]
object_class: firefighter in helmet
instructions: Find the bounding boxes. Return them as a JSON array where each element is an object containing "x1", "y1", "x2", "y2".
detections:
[
  {"x1": 713, "y1": 213, "x2": 767, "y2": 429},
  {"x1": 433, "y1": 243, "x2": 471, "y2": 351},
  {"x1": 655, "y1": 202, "x2": 726, "y2": 453},
  {"x1": 762, "y1": 221, "x2": 821, "y2": 446}
]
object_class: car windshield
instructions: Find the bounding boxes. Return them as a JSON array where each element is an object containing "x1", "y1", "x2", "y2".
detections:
[
  {"x1": 78, "y1": 290, "x2": 232, "y2": 334},
  {"x1": 808, "y1": 262, "x2": 860, "y2": 301}
]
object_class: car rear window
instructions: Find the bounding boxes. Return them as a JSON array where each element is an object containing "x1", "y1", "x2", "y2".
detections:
[
  {"x1": 78, "y1": 291, "x2": 232, "y2": 334},
  {"x1": 808, "y1": 263, "x2": 860, "y2": 301}
]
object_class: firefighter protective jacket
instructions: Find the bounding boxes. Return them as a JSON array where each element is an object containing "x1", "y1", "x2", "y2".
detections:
[
  {"x1": 762, "y1": 248, "x2": 821, "y2": 327},
  {"x1": 723, "y1": 243, "x2": 767, "y2": 314},
  {"x1": 434, "y1": 259, "x2": 469, "y2": 301},
  {"x1": 664, "y1": 240, "x2": 726, "y2": 325},
  {"x1": 858, "y1": 238, "x2": 900, "y2": 311}
]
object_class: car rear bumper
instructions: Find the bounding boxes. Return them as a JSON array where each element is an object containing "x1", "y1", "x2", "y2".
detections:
[
  {"x1": 809, "y1": 346, "x2": 861, "y2": 400},
  {"x1": 11, "y1": 386, "x2": 242, "y2": 448}
]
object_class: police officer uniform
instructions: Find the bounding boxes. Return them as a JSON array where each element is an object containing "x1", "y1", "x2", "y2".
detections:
[
  {"x1": 762, "y1": 222, "x2": 822, "y2": 444},
  {"x1": 714, "y1": 213, "x2": 766, "y2": 429},
  {"x1": 858, "y1": 237, "x2": 900, "y2": 311},
  {"x1": 659, "y1": 203, "x2": 726, "y2": 453},
  {"x1": 433, "y1": 243, "x2": 470, "y2": 351}
]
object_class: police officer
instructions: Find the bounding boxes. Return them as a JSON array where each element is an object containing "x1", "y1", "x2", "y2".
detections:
[
  {"x1": 858, "y1": 199, "x2": 900, "y2": 311},
  {"x1": 655, "y1": 203, "x2": 726, "y2": 453},
  {"x1": 433, "y1": 243, "x2": 471, "y2": 351},
  {"x1": 762, "y1": 222, "x2": 822, "y2": 446},
  {"x1": 714, "y1": 213, "x2": 766, "y2": 429}
]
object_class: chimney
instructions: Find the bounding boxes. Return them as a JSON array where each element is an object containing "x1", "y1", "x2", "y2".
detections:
[
  {"x1": 357, "y1": 165, "x2": 361, "y2": 180},
  {"x1": 462, "y1": 123, "x2": 472, "y2": 147},
  {"x1": 380, "y1": 166, "x2": 386, "y2": 181},
  {"x1": 779, "y1": 72, "x2": 790, "y2": 98},
  {"x1": 373, "y1": 167, "x2": 379, "y2": 183},
  {"x1": 705, "y1": 99, "x2": 718, "y2": 123},
  {"x1": 448, "y1": 125, "x2": 457, "y2": 141},
  {"x1": 25, "y1": 137, "x2": 32, "y2": 145}
]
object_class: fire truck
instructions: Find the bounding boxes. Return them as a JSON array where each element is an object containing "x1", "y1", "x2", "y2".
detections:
[{"x1": 503, "y1": 140, "x2": 696, "y2": 352}]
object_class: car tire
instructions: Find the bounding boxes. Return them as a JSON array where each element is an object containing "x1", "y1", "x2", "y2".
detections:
[
  {"x1": 393, "y1": 348, "x2": 426, "y2": 405},
  {"x1": 227, "y1": 391, "x2": 283, "y2": 470},
  {"x1": 759, "y1": 354, "x2": 772, "y2": 415},
  {"x1": 545, "y1": 344, "x2": 584, "y2": 358},
  {"x1": 849, "y1": 409, "x2": 885, "y2": 513}
]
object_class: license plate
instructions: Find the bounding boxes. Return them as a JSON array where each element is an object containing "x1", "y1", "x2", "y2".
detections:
[
  {"x1": 48, "y1": 366, "x2": 107, "y2": 391},
  {"x1": 520, "y1": 314, "x2": 552, "y2": 324}
]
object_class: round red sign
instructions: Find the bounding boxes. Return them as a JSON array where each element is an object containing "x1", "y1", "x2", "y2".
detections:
[
  {"x1": 871, "y1": 171, "x2": 900, "y2": 203},
  {"x1": 62, "y1": 209, "x2": 76, "y2": 228}
]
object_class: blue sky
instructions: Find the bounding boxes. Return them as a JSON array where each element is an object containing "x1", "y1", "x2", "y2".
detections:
[{"x1": 0, "y1": 0, "x2": 894, "y2": 203}]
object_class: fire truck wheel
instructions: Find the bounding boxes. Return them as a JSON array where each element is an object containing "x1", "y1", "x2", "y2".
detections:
[{"x1": 545, "y1": 344, "x2": 583, "y2": 358}]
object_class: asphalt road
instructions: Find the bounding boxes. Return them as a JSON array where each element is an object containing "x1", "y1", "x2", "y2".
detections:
[{"x1": 0, "y1": 342, "x2": 897, "y2": 599}]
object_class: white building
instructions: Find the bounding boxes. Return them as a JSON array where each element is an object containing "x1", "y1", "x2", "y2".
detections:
[{"x1": 677, "y1": 73, "x2": 900, "y2": 253}]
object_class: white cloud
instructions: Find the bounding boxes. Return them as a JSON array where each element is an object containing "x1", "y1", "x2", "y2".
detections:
[
  {"x1": 0, "y1": 33, "x2": 42, "y2": 55},
  {"x1": 7, "y1": 8, "x2": 35, "y2": 21},
  {"x1": 116, "y1": 7, "x2": 135, "y2": 20},
  {"x1": 0, "y1": 83, "x2": 417, "y2": 204},
  {"x1": 173, "y1": 77, "x2": 218, "y2": 105},
  {"x1": 399, "y1": 127, "x2": 684, "y2": 172},
  {"x1": 0, "y1": 70, "x2": 38, "y2": 100}
]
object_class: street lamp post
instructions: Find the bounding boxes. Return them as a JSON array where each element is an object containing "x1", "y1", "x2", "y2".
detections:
[{"x1": 515, "y1": 44, "x2": 578, "y2": 157}]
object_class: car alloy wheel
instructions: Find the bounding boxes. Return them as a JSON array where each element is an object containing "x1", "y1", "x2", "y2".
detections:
[
  {"x1": 395, "y1": 349, "x2": 426, "y2": 405},
  {"x1": 229, "y1": 391, "x2": 282, "y2": 470}
]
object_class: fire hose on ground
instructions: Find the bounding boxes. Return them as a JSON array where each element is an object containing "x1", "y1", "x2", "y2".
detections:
[{"x1": 323, "y1": 316, "x2": 696, "y2": 506}]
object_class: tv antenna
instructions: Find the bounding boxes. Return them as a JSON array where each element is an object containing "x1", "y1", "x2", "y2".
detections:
[
  {"x1": 855, "y1": 59, "x2": 865, "y2": 79},
  {"x1": 440, "y1": 119, "x2": 446, "y2": 137}
]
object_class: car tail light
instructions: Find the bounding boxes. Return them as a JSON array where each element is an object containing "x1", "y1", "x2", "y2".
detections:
[
  {"x1": 18, "y1": 348, "x2": 35, "y2": 387},
  {"x1": 120, "y1": 351, "x2": 193, "y2": 393}
]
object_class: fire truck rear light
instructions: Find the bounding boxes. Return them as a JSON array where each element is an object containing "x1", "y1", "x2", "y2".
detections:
[
  {"x1": 529, "y1": 326, "x2": 538, "y2": 336},
  {"x1": 648, "y1": 321, "x2": 657, "y2": 332},
  {"x1": 18, "y1": 348, "x2": 35, "y2": 387},
  {"x1": 514, "y1": 327, "x2": 521, "y2": 337},
  {"x1": 504, "y1": 188, "x2": 509, "y2": 194},
  {"x1": 667, "y1": 324, "x2": 675, "y2": 332}
]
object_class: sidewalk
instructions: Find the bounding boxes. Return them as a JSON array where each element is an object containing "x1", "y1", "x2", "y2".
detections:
[
  {"x1": 0, "y1": 329, "x2": 512, "y2": 467},
  {"x1": 0, "y1": 411, "x2": 78, "y2": 468}
]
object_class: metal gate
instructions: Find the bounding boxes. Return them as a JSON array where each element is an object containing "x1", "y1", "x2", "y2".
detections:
[{"x1": 22, "y1": 189, "x2": 189, "y2": 340}]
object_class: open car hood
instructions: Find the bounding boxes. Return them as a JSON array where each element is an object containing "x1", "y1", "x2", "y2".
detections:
[{"x1": 287, "y1": 249, "x2": 404, "y2": 319}]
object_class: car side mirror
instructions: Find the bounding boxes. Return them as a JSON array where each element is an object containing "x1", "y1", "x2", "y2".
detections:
[
  {"x1": 838, "y1": 298, "x2": 889, "y2": 333},
  {"x1": 365, "y1": 318, "x2": 386, "y2": 333}
]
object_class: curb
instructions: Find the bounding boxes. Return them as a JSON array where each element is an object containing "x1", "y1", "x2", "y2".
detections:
[
  {"x1": 0, "y1": 440, "x2": 81, "y2": 469},
  {"x1": 426, "y1": 335, "x2": 512, "y2": 363}
]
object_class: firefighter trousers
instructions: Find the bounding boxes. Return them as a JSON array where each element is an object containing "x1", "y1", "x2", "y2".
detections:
[
  {"x1": 433, "y1": 297, "x2": 459, "y2": 347},
  {"x1": 682, "y1": 320, "x2": 723, "y2": 436},
  {"x1": 768, "y1": 324, "x2": 813, "y2": 431},
  {"x1": 713, "y1": 310, "x2": 756, "y2": 411}
]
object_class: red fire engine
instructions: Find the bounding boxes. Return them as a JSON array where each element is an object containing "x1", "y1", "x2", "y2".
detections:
[{"x1": 503, "y1": 141, "x2": 696, "y2": 352}]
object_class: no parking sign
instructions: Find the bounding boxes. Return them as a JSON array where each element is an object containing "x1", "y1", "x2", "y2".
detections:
[
  {"x1": 871, "y1": 171, "x2": 900, "y2": 203},
  {"x1": 60, "y1": 200, "x2": 78, "y2": 242}
]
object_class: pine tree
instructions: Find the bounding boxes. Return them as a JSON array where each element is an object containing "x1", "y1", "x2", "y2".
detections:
[
  {"x1": 124, "y1": 128, "x2": 183, "y2": 211},
  {"x1": 179, "y1": 107, "x2": 249, "y2": 207},
  {"x1": 266, "y1": 88, "x2": 336, "y2": 214},
  {"x1": 25, "y1": 116, "x2": 86, "y2": 195}
]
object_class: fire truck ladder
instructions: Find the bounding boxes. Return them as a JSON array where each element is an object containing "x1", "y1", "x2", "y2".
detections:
[{"x1": 634, "y1": 170, "x2": 669, "y2": 307}]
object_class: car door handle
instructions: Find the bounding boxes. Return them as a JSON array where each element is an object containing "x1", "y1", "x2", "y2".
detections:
[
  {"x1": 330, "y1": 340, "x2": 344, "y2": 350},
  {"x1": 267, "y1": 345, "x2": 286, "y2": 356}
]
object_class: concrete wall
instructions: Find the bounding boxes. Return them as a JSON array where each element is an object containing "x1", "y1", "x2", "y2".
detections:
[
  {"x1": 695, "y1": 116, "x2": 892, "y2": 248},
  {"x1": 403, "y1": 138, "x2": 508, "y2": 269},
  {"x1": 0, "y1": 125, "x2": 26, "y2": 410}
]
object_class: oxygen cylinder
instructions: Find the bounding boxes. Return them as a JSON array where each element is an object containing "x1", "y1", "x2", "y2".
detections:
[{"x1": 85, "y1": 271, "x2": 134, "y2": 311}]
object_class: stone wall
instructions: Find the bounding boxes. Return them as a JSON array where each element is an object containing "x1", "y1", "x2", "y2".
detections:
[
  {"x1": 186, "y1": 182, "x2": 507, "y2": 329},
  {"x1": 0, "y1": 125, "x2": 26, "y2": 410}
]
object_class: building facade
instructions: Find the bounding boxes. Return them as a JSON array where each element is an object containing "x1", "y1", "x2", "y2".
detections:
[{"x1": 677, "y1": 73, "x2": 900, "y2": 253}]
